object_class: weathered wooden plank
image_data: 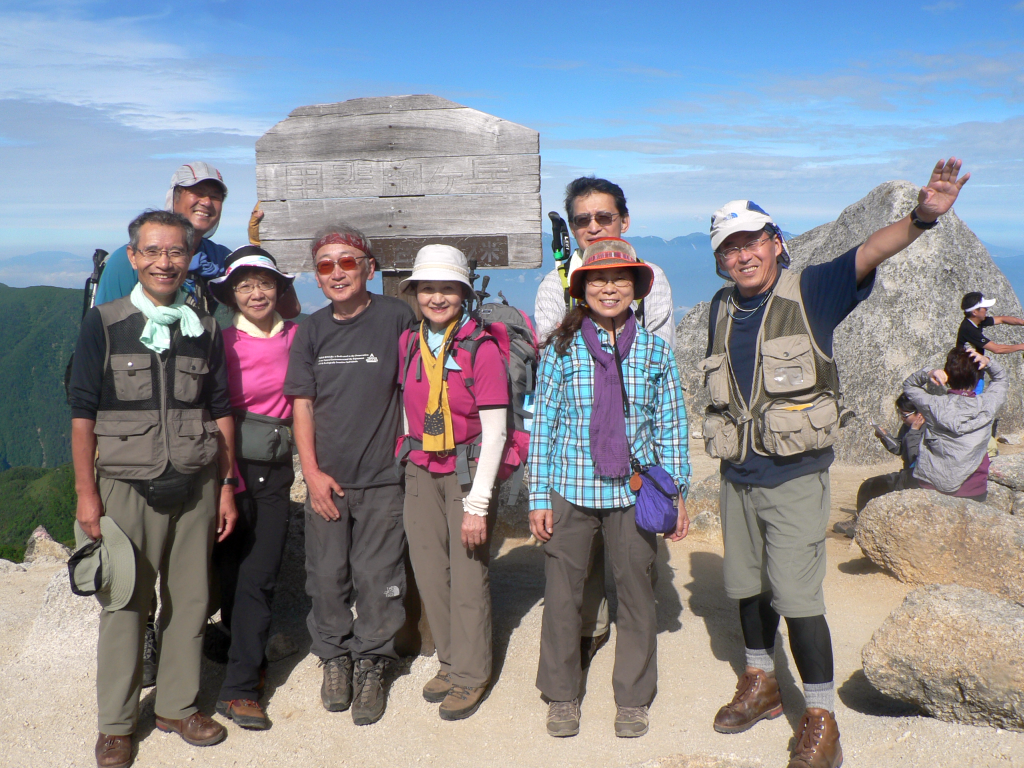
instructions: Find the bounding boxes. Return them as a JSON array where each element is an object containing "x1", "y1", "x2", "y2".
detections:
[
  {"x1": 259, "y1": 194, "x2": 540, "y2": 242},
  {"x1": 289, "y1": 95, "x2": 461, "y2": 119},
  {"x1": 262, "y1": 233, "x2": 543, "y2": 273},
  {"x1": 257, "y1": 155, "x2": 540, "y2": 200},
  {"x1": 256, "y1": 108, "x2": 539, "y2": 164}
]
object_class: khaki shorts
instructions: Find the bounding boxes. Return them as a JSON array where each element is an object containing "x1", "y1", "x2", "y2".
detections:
[{"x1": 720, "y1": 470, "x2": 830, "y2": 618}]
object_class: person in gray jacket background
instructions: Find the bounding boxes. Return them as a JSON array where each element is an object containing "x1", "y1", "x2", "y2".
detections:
[{"x1": 903, "y1": 347, "x2": 1007, "y2": 501}]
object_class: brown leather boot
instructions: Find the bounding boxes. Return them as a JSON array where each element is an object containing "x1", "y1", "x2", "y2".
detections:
[
  {"x1": 713, "y1": 669, "x2": 783, "y2": 734},
  {"x1": 787, "y1": 709, "x2": 843, "y2": 768},
  {"x1": 95, "y1": 733, "x2": 133, "y2": 768},
  {"x1": 155, "y1": 711, "x2": 227, "y2": 746}
]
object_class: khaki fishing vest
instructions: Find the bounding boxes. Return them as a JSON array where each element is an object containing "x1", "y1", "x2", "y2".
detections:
[
  {"x1": 93, "y1": 296, "x2": 221, "y2": 480},
  {"x1": 697, "y1": 269, "x2": 852, "y2": 463}
]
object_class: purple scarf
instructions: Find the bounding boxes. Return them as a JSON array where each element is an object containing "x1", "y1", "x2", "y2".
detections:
[{"x1": 580, "y1": 312, "x2": 637, "y2": 478}]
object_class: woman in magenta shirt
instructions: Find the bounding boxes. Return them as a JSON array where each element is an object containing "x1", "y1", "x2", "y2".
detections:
[
  {"x1": 207, "y1": 246, "x2": 298, "y2": 730},
  {"x1": 397, "y1": 245, "x2": 509, "y2": 722}
]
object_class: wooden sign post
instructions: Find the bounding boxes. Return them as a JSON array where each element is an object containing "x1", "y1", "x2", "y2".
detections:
[{"x1": 255, "y1": 94, "x2": 542, "y2": 297}]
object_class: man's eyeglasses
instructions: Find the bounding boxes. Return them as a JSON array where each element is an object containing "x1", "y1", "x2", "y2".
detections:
[
  {"x1": 571, "y1": 211, "x2": 620, "y2": 229},
  {"x1": 716, "y1": 234, "x2": 771, "y2": 262},
  {"x1": 136, "y1": 247, "x2": 189, "y2": 262},
  {"x1": 585, "y1": 276, "x2": 633, "y2": 289},
  {"x1": 898, "y1": 410, "x2": 916, "y2": 419},
  {"x1": 315, "y1": 255, "x2": 368, "y2": 275},
  {"x1": 234, "y1": 279, "x2": 277, "y2": 294}
]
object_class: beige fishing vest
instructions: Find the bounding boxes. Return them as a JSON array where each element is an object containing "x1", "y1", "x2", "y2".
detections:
[{"x1": 697, "y1": 269, "x2": 853, "y2": 463}]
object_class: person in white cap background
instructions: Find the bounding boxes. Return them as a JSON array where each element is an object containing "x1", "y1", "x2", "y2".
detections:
[
  {"x1": 699, "y1": 158, "x2": 969, "y2": 768},
  {"x1": 204, "y1": 246, "x2": 299, "y2": 730},
  {"x1": 530, "y1": 237, "x2": 690, "y2": 740},
  {"x1": 94, "y1": 162, "x2": 300, "y2": 317},
  {"x1": 395, "y1": 244, "x2": 509, "y2": 721},
  {"x1": 284, "y1": 223, "x2": 416, "y2": 726},
  {"x1": 956, "y1": 291, "x2": 1024, "y2": 357}
]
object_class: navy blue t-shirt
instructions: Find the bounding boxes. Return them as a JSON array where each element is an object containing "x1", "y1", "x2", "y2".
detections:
[{"x1": 707, "y1": 247, "x2": 875, "y2": 488}]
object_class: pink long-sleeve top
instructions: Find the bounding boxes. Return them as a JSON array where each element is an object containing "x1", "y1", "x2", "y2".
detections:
[{"x1": 222, "y1": 321, "x2": 298, "y2": 419}]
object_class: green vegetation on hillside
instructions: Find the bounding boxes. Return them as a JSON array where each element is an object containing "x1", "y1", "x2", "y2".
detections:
[
  {"x1": 0, "y1": 464, "x2": 77, "y2": 562},
  {"x1": 0, "y1": 283, "x2": 83, "y2": 470}
]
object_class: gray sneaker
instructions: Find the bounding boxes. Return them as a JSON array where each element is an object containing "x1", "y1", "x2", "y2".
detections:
[
  {"x1": 142, "y1": 620, "x2": 158, "y2": 688},
  {"x1": 615, "y1": 705, "x2": 649, "y2": 738},
  {"x1": 351, "y1": 658, "x2": 388, "y2": 725},
  {"x1": 319, "y1": 655, "x2": 353, "y2": 712},
  {"x1": 546, "y1": 699, "x2": 580, "y2": 738}
]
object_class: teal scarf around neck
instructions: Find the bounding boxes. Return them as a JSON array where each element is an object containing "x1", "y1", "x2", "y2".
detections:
[{"x1": 130, "y1": 283, "x2": 204, "y2": 353}]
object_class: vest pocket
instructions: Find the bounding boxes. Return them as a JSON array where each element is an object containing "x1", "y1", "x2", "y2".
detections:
[
  {"x1": 697, "y1": 353, "x2": 731, "y2": 409},
  {"x1": 168, "y1": 414, "x2": 219, "y2": 473},
  {"x1": 174, "y1": 357, "x2": 209, "y2": 403},
  {"x1": 93, "y1": 414, "x2": 161, "y2": 473},
  {"x1": 110, "y1": 354, "x2": 153, "y2": 401},
  {"x1": 761, "y1": 335, "x2": 815, "y2": 395},
  {"x1": 702, "y1": 410, "x2": 742, "y2": 461},
  {"x1": 760, "y1": 395, "x2": 839, "y2": 456}
]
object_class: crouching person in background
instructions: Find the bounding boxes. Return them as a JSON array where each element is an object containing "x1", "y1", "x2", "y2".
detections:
[{"x1": 69, "y1": 209, "x2": 238, "y2": 768}]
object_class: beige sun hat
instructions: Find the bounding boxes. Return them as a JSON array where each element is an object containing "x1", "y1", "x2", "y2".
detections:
[
  {"x1": 68, "y1": 518, "x2": 136, "y2": 612},
  {"x1": 399, "y1": 244, "x2": 473, "y2": 295}
]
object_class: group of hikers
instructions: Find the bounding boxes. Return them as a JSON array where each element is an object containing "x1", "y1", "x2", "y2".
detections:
[{"x1": 67, "y1": 156, "x2": 970, "y2": 768}]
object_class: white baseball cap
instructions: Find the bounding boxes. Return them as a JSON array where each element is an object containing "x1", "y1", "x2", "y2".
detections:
[{"x1": 710, "y1": 200, "x2": 791, "y2": 279}]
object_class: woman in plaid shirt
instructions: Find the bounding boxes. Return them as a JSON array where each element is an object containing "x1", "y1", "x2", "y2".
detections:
[{"x1": 529, "y1": 237, "x2": 690, "y2": 740}]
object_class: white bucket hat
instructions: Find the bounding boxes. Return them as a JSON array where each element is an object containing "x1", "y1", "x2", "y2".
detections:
[
  {"x1": 68, "y1": 518, "x2": 137, "y2": 612},
  {"x1": 399, "y1": 244, "x2": 473, "y2": 295},
  {"x1": 710, "y1": 200, "x2": 791, "y2": 279}
]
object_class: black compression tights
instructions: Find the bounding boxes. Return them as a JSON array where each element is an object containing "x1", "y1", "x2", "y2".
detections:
[{"x1": 738, "y1": 591, "x2": 834, "y2": 684}]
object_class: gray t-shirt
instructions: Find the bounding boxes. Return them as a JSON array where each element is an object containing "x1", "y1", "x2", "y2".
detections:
[{"x1": 285, "y1": 294, "x2": 416, "y2": 488}]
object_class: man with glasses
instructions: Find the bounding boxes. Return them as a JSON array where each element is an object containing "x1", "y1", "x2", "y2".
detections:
[
  {"x1": 284, "y1": 224, "x2": 416, "y2": 725},
  {"x1": 700, "y1": 160, "x2": 969, "y2": 768},
  {"x1": 534, "y1": 176, "x2": 675, "y2": 670}
]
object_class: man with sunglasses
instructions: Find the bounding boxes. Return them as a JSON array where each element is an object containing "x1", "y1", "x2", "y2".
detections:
[
  {"x1": 701, "y1": 159, "x2": 969, "y2": 768},
  {"x1": 284, "y1": 224, "x2": 416, "y2": 726}
]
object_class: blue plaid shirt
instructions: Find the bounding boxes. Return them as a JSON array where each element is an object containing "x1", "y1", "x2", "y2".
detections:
[{"x1": 529, "y1": 324, "x2": 690, "y2": 511}]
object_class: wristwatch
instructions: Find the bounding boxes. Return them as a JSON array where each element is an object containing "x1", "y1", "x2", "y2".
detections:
[
  {"x1": 910, "y1": 207, "x2": 939, "y2": 230},
  {"x1": 221, "y1": 477, "x2": 239, "y2": 487}
]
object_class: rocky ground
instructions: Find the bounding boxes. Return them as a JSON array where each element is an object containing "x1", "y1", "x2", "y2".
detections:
[{"x1": 2, "y1": 441, "x2": 1023, "y2": 767}]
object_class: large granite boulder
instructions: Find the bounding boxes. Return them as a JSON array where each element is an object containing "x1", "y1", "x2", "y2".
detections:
[
  {"x1": 685, "y1": 473, "x2": 722, "y2": 539},
  {"x1": 989, "y1": 453, "x2": 1024, "y2": 491},
  {"x1": 856, "y1": 489, "x2": 1024, "y2": 602},
  {"x1": 675, "y1": 181, "x2": 1024, "y2": 464},
  {"x1": 23, "y1": 525, "x2": 71, "y2": 564},
  {"x1": 863, "y1": 584, "x2": 1024, "y2": 731}
]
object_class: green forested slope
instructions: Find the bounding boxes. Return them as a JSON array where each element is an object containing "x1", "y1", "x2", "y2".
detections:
[
  {"x1": 0, "y1": 464, "x2": 77, "y2": 561},
  {"x1": 0, "y1": 283, "x2": 83, "y2": 469}
]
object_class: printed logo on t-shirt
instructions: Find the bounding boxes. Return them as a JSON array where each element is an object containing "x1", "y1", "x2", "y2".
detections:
[{"x1": 317, "y1": 353, "x2": 380, "y2": 366}]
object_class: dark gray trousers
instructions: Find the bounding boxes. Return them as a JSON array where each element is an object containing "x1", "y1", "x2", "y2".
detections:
[
  {"x1": 304, "y1": 483, "x2": 407, "y2": 661},
  {"x1": 536, "y1": 492, "x2": 659, "y2": 707}
]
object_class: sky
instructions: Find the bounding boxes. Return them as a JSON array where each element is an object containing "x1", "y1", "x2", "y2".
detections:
[{"x1": 2, "y1": 0, "x2": 1024, "y2": 280}]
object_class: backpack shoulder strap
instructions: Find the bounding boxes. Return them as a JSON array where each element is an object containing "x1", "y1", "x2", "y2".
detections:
[{"x1": 398, "y1": 327, "x2": 420, "y2": 391}]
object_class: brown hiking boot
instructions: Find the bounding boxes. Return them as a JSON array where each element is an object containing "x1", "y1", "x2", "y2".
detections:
[
  {"x1": 438, "y1": 683, "x2": 487, "y2": 721},
  {"x1": 787, "y1": 709, "x2": 843, "y2": 768},
  {"x1": 422, "y1": 670, "x2": 452, "y2": 703},
  {"x1": 95, "y1": 733, "x2": 133, "y2": 768},
  {"x1": 546, "y1": 699, "x2": 580, "y2": 737},
  {"x1": 713, "y1": 669, "x2": 783, "y2": 734},
  {"x1": 154, "y1": 711, "x2": 226, "y2": 747}
]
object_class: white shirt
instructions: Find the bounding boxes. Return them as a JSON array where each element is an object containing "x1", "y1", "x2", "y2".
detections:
[{"x1": 533, "y1": 255, "x2": 675, "y2": 347}]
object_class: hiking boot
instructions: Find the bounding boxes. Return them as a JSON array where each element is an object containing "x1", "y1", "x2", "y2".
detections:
[
  {"x1": 216, "y1": 699, "x2": 271, "y2": 730},
  {"x1": 155, "y1": 711, "x2": 226, "y2": 747},
  {"x1": 580, "y1": 628, "x2": 610, "y2": 670},
  {"x1": 614, "y1": 705, "x2": 649, "y2": 738},
  {"x1": 141, "y1": 621, "x2": 158, "y2": 689},
  {"x1": 422, "y1": 670, "x2": 452, "y2": 703},
  {"x1": 713, "y1": 669, "x2": 783, "y2": 734},
  {"x1": 546, "y1": 699, "x2": 580, "y2": 738},
  {"x1": 439, "y1": 684, "x2": 487, "y2": 721},
  {"x1": 95, "y1": 733, "x2": 133, "y2": 768},
  {"x1": 319, "y1": 655, "x2": 353, "y2": 712},
  {"x1": 787, "y1": 709, "x2": 843, "y2": 768},
  {"x1": 351, "y1": 658, "x2": 388, "y2": 725},
  {"x1": 832, "y1": 520, "x2": 856, "y2": 539}
]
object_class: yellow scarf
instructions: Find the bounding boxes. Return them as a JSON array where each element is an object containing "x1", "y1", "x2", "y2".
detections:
[{"x1": 419, "y1": 317, "x2": 459, "y2": 453}]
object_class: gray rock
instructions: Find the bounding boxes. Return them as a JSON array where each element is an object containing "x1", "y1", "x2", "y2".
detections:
[
  {"x1": 856, "y1": 489, "x2": 1024, "y2": 603},
  {"x1": 989, "y1": 453, "x2": 1024, "y2": 491},
  {"x1": 675, "y1": 180, "x2": 1024, "y2": 464},
  {"x1": 1013, "y1": 492, "x2": 1024, "y2": 516},
  {"x1": 0, "y1": 558, "x2": 25, "y2": 573},
  {"x1": 23, "y1": 526, "x2": 71, "y2": 564},
  {"x1": 986, "y1": 480, "x2": 1014, "y2": 513},
  {"x1": 684, "y1": 474, "x2": 722, "y2": 540},
  {"x1": 862, "y1": 584, "x2": 1024, "y2": 731},
  {"x1": 290, "y1": 453, "x2": 307, "y2": 503}
]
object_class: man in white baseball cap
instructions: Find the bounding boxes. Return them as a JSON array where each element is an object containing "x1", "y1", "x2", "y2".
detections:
[
  {"x1": 956, "y1": 291, "x2": 1024, "y2": 357},
  {"x1": 698, "y1": 159, "x2": 970, "y2": 768}
]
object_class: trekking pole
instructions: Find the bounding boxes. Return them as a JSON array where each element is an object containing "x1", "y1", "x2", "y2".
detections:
[
  {"x1": 548, "y1": 212, "x2": 571, "y2": 264},
  {"x1": 82, "y1": 248, "x2": 108, "y2": 317}
]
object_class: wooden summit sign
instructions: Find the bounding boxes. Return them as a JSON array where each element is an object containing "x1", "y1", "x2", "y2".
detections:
[{"x1": 255, "y1": 95, "x2": 542, "y2": 276}]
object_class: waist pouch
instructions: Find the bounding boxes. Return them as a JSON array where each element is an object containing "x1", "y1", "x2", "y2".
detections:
[
  {"x1": 235, "y1": 409, "x2": 293, "y2": 463},
  {"x1": 129, "y1": 464, "x2": 197, "y2": 508}
]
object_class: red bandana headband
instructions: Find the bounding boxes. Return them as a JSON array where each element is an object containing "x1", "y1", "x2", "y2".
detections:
[{"x1": 311, "y1": 232, "x2": 374, "y2": 259}]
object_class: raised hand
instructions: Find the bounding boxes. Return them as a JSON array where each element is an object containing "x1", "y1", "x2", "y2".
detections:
[{"x1": 917, "y1": 158, "x2": 970, "y2": 220}]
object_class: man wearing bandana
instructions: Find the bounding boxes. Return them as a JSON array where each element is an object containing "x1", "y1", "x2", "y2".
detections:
[{"x1": 284, "y1": 224, "x2": 416, "y2": 726}]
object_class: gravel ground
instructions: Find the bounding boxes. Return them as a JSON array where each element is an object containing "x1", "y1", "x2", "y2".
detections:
[{"x1": 2, "y1": 453, "x2": 1023, "y2": 767}]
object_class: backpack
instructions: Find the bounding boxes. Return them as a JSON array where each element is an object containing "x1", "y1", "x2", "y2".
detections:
[{"x1": 398, "y1": 301, "x2": 539, "y2": 499}]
